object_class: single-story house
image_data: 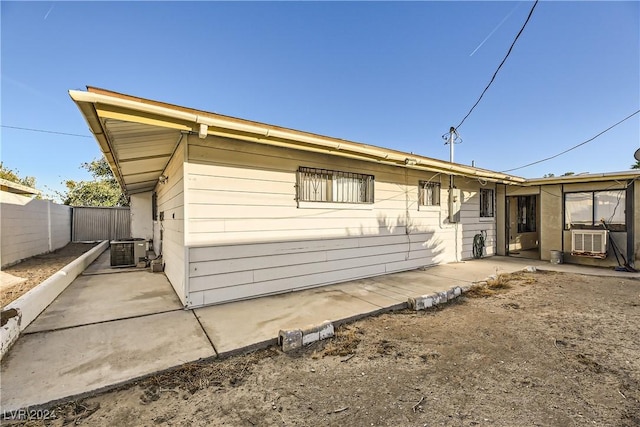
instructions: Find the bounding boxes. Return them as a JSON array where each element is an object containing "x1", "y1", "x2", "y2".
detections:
[{"x1": 69, "y1": 87, "x2": 640, "y2": 308}]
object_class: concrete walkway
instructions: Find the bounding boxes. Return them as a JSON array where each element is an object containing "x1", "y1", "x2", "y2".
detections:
[{"x1": 1, "y1": 251, "x2": 638, "y2": 412}]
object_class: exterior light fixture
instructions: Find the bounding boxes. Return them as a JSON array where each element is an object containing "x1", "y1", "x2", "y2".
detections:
[{"x1": 158, "y1": 175, "x2": 169, "y2": 184}]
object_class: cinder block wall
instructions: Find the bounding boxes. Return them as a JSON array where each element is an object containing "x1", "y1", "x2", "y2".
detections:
[{"x1": 1, "y1": 192, "x2": 71, "y2": 268}]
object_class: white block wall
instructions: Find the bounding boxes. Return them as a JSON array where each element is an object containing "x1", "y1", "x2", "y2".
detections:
[{"x1": 0, "y1": 192, "x2": 71, "y2": 268}]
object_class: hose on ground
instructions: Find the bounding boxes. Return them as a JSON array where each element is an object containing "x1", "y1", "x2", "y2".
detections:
[{"x1": 473, "y1": 232, "x2": 486, "y2": 259}]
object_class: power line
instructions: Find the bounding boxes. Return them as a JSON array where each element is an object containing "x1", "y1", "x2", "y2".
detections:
[
  {"x1": 455, "y1": 0, "x2": 539, "y2": 130},
  {"x1": 1, "y1": 125, "x2": 92, "y2": 138},
  {"x1": 501, "y1": 109, "x2": 640, "y2": 173}
]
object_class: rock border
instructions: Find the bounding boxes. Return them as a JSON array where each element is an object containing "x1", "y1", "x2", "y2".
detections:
[
  {"x1": 275, "y1": 267, "x2": 540, "y2": 352},
  {"x1": 278, "y1": 321, "x2": 335, "y2": 352},
  {"x1": 408, "y1": 266, "x2": 537, "y2": 311}
]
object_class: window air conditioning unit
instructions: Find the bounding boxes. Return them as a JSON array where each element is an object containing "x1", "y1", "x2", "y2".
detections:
[{"x1": 571, "y1": 230, "x2": 608, "y2": 258}]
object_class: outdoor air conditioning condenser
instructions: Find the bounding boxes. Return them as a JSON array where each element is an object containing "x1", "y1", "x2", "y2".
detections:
[{"x1": 110, "y1": 239, "x2": 148, "y2": 267}]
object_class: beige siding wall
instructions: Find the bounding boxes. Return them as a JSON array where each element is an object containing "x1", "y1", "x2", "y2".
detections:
[
  {"x1": 1, "y1": 193, "x2": 71, "y2": 268},
  {"x1": 456, "y1": 178, "x2": 497, "y2": 260},
  {"x1": 154, "y1": 139, "x2": 186, "y2": 304},
  {"x1": 183, "y1": 135, "x2": 496, "y2": 307}
]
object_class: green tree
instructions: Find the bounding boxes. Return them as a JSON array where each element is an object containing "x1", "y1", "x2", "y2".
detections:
[
  {"x1": 543, "y1": 172, "x2": 575, "y2": 178},
  {"x1": 60, "y1": 157, "x2": 128, "y2": 206},
  {"x1": 0, "y1": 162, "x2": 37, "y2": 188},
  {"x1": 632, "y1": 160, "x2": 640, "y2": 169}
]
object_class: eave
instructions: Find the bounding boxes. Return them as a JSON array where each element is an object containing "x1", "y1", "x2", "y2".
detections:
[
  {"x1": 523, "y1": 170, "x2": 640, "y2": 186},
  {"x1": 69, "y1": 87, "x2": 526, "y2": 195}
]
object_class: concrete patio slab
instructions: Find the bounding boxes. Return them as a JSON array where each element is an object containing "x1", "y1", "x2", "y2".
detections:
[
  {"x1": 422, "y1": 257, "x2": 526, "y2": 282},
  {"x1": 376, "y1": 274, "x2": 466, "y2": 296},
  {"x1": 195, "y1": 286, "x2": 383, "y2": 355},
  {"x1": 194, "y1": 256, "x2": 540, "y2": 357},
  {"x1": 333, "y1": 280, "x2": 407, "y2": 307},
  {"x1": 25, "y1": 270, "x2": 182, "y2": 333},
  {"x1": 536, "y1": 260, "x2": 640, "y2": 278},
  {"x1": 0, "y1": 310, "x2": 215, "y2": 412}
]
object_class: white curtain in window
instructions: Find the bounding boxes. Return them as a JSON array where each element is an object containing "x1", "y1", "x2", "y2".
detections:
[
  {"x1": 333, "y1": 176, "x2": 365, "y2": 203},
  {"x1": 301, "y1": 172, "x2": 329, "y2": 201},
  {"x1": 565, "y1": 192, "x2": 592, "y2": 227},
  {"x1": 595, "y1": 190, "x2": 625, "y2": 225}
]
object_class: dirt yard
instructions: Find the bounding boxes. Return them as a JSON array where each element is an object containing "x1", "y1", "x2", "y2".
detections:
[
  {"x1": 1, "y1": 243, "x2": 97, "y2": 307},
  {"x1": 12, "y1": 270, "x2": 640, "y2": 426}
]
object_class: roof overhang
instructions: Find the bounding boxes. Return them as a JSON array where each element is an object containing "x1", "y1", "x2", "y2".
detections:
[
  {"x1": 523, "y1": 170, "x2": 640, "y2": 186},
  {"x1": 0, "y1": 178, "x2": 40, "y2": 196},
  {"x1": 69, "y1": 87, "x2": 526, "y2": 193}
]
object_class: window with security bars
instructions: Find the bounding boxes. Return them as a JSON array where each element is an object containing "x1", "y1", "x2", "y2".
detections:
[
  {"x1": 297, "y1": 167, "x2": 374, "y2": 204},
  {"x1": 419, "y1": 181, "x2": 440, "y2": 206},
  {"x1": 480, "y1": 188, "x2": 494, "y2": 217}
]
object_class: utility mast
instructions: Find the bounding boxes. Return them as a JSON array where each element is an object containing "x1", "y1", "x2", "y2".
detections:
[
  {"x1": 444, "y1": 126, "x2": 459, "y2": 164},
  {"x1": 447, "y1": 126, "x2": 456, "y2": 164},
  {"x1": 444, "y1": 126, "x2": 461, "y2": 224},
  {"x1": 443, "y1": 126, "x2": 461, "y2": 187}
]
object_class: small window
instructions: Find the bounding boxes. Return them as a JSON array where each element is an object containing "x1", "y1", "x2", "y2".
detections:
[
  {"x1": 297, "y1": 167, "x2": 374, "y2": 204},
  {"x1": 419, "y1": 181, "x2": 440, "y2": 206},
  {"x1": 517, "y1": 195, "x2": 536, "y2": 233},
  {"x1": 480, "y1": 188, "x2": 494, "y2": 218}
]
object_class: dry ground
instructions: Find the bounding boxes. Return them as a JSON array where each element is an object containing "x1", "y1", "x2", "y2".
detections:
[
  {"x1": 1, "y1": 243, "x2": 97, "y2": 307},
  {"x1": 9, "y1": 270, "x2": 640, "y2": 426}
]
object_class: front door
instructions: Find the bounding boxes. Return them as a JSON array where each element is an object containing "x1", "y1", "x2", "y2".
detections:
[{"x1": 507, "y1": 195, "x2": 540, "y2": 259}]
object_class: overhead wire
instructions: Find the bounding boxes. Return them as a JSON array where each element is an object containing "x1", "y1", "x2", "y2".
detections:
[
  {"x1": 500, "y1": 109, "x2": 640, "y2": 173},
  {"x1": 1, "y1": 125, "x2": 93, "y2": 138},
  {"x1": 455, "y1": 0, "x2": 539, "y2": 131}
]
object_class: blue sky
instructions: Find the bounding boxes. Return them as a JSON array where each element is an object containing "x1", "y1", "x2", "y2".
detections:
[{"x1": 1, "y1": 1, "x2": 638, "y2": 198}]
